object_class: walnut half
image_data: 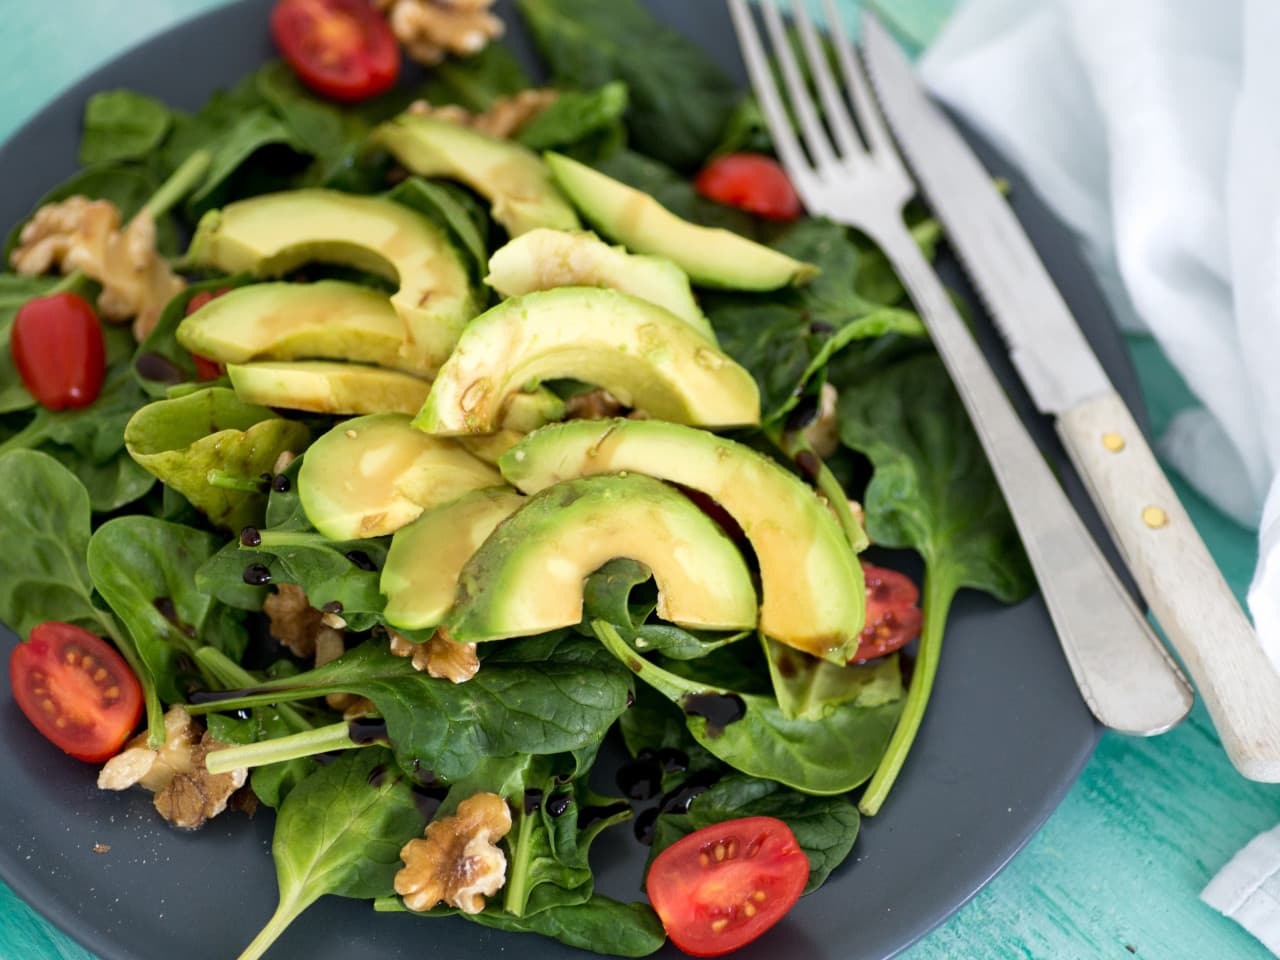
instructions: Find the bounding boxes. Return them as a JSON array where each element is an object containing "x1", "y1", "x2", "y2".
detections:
[
  {"x1": 376, "y1": 0, "x2": 504, "y2": 66},
  {"x1": 395, "y1": 792, "x2": 512, "y2": 914},
  {"x1": 389, "y1": 627, "x2": 479, "y2": 683},
  {"x1": 97, "y1": 706, "x2": 247, "y2": 830},
  {"x1": 407, "y1": 88, "x2": 559, "y2": 140}
]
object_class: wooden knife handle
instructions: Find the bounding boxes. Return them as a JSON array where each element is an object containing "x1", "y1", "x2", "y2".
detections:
[{"x1": 1058, "y1": 391, "x2": 1280, "y2": 780}]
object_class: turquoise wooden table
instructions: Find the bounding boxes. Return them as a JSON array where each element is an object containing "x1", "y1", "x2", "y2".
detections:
[{"x1": 2, "y1": 2, "x2": 1277, "y2": 958}]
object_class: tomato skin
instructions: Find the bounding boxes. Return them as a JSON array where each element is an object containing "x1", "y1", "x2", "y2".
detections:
[
  {"x1": 271, "y1": 0, "x2": 400, "y2": 103},
  {"x1": 184, "y1": 287, "x2": 231, "y2": 379},
  {"x1": 9, "y1": 622, "x2": 143, "y2": 763},
  {"x1": 10, "y1": 292, "x2": 105, "y2": 411},
  {"x1": 853, "y1": 562, "x2": 923, "y2": 662},
  {"x1": 694, "y1": 153, "x2": 803, "y2": 221},
  {"x1": 646, "y1": 816, "x2": 809, "y2": 956}
]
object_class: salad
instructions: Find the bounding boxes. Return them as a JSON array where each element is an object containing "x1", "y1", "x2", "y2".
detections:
[{"x1": 0, "y1": 0, "x2": 1035, "y2": 957}]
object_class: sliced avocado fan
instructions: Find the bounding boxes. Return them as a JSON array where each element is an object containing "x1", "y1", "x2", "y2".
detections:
[
  {"x1": 448, "y1": 474, "x2": 758, "y2": 642},
  {"x1": 501, "y1": 418, "x2": 866, "y2": 662},
  {"x1": 371, "y1": 114, "x2": 580, "y2": 236},
  {"x1": 545, "y1": 152, "x2": 818, "y2": 291},
  {"x1": 414, "y1": 287, "x2": 760, "y2": 435},
  {"x1": 227, "y1": 361, "x2": 431, "y2": 416},
  {"x1": 186, "y1": 189, "x2": 479, "y2": 374}
]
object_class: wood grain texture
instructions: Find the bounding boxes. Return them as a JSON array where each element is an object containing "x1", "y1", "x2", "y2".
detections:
[
  {"x1": 1, "y1": 4, "x2": 1278, "y2": 960},
  {"x1": 1059, "y1": 391, "x2": 1280, "y2": 781}
]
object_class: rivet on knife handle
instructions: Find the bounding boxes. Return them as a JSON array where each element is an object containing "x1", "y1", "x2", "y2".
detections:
[
  {"x1": 1059, "y1": 393, "x2": 1280, "y2": 779},
  {"x1": 880, "y1": 231, "x2": 1193, "y2": 736}
]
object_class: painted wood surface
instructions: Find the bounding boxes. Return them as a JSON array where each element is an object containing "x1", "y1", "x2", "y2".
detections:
[{"x1": 0, "y1": 3, "x2": 1276, "y2": 959}]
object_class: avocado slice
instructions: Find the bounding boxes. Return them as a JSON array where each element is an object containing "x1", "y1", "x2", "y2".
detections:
[
  {"x1": 545, "y1": 153, "x2": 818, "y2": 291},
  {"x1": 176, "y1": 281, "x2": 422, "y2": 372},
  {"x1": 381, "y1": 487, "x2": 525, "y2": 630},
  {"x1": 227, "y1": 361, "x2": 431, "y2": 416},
  {"x1": 415, "y1": 287, "x2": 759, "y2": 435},
  {"x1": 485, "y1": 229, "x2": 714, "y2": 340},
  {"x1": 371, "y1": 114, "x2": 580, "y2": 236},
  {"x1": 299, "y1": 413, "x2": 503, "y2": 540},
  {"x1": 500, "y1": 418, "x2": 865, "y2": 662},
  {"x1": 448, "y1": 474, "x2": 757, "y2": 642},
  {"x1": 187, "y1": 189, "x2": 479, "y2": 373}
]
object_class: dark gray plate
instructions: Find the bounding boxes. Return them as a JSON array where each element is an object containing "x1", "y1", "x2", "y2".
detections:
[{"x1": 0, "y1": 2, "x2": 1138, "y2": 958}]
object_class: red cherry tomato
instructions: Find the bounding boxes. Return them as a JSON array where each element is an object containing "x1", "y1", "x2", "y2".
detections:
[
  {"x1": 270, "y1": 0, "x2": 400, "y2": 103},
  {"x1": 184, "y1": 287, "x2": 231, "y2": 379},
  {"x1": 853, "y1": 562, "x2": 923, "y2": 662},
  {"x1": 9, "y1": 622, "x2": 143, "y2": 763},
  {"x1": 694, "y1": 153, "x2": 803, "y2": 221},
  {"x1": 646, "y1": 816, "x2": 809, "y2": 956},
  {"x1": 10, "y1": 292, "x2": 106, "y2": 411}
]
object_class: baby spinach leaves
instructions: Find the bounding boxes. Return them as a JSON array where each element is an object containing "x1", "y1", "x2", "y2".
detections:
[
  {"x1": 516, "y1": 81, "x2": 629, "y2": 156},
  {"x1": 518, "y1": 0, "x2": 736, "y2": 170},
  {"x1": 236, "y1": 748, "x2": 425, "y2": 960},
  {"x1": 837, "y1": 352, "x2": 1034, "y2": 814},
  {"x1": 79, "y1": 91, "x2": 173, "y2": 165}
]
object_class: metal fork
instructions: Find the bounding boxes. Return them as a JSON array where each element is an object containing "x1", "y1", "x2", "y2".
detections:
[{"x1": 729, "y1": 0, "x2": 1194, "y2": 736}]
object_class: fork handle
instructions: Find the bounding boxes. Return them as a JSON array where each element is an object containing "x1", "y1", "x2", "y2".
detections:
[
  {"x1": 878, "y1": 227, "x2": 1193, "y2": 736},
  {"x1": 1058, "y1": 393, "x2": 1280, "y2": 779}
]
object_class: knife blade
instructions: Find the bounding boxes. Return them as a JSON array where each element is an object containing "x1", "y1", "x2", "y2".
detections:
[{"x1": 862, "y1": 13, "x2": 1280, "y2": 781}]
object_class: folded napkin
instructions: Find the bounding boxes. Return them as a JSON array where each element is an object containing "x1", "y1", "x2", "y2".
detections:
[{"x1": 917, "y1": 0, "x2": 1280, "y2": 950}]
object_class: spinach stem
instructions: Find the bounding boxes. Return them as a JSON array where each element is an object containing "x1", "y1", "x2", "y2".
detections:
[
  {"x1": 503, "y1": 802, "x2": 538, "y2": 918},
  {"x1": 207, "y1": 469, "x2": 266, "y2": 493},
  {"x1": 254, "y1": 530, "x2": 326, "y2": 549},
  {"x1": 235, "y1": 892, "x2": 314, "y2": 960},
  {"x1": 139, "y1": 148, "x2": 212, "y2": 221},
  {"x1": 205, "y1": 721, "x2": 366, "y2": 776},
  {"x1": 0, "y1": 418, "x2": 56, "y2": 457},
  {"x1": 858, "y1": 573, "x2": 956, "y2": 816},
  {"x1": 193, "y1": 647, "x2": 311, "y2": 734},
  {"x1": 99, "y1": 614, "x2": 167, "y2": 750}
]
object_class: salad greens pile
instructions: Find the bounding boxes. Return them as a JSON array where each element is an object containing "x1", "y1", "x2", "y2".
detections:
[{"x1": 0, "y1": 0, "x2": 1034, "y2": 957}]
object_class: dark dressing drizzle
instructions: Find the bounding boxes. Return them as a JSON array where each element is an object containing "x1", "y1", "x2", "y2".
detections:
[
  {"x1": 680, "y1": 692, "x2": 747, "y2": 738},
  {"x1": 134, "y1": 352, "x2": 186, "y2": 385},
  {"x1": 411, "y1": 783, "x2": 450, "y2": 821},
  {"x1": 615, "y1": 759, "x2": 662, "y2": 801},
  {"x1": 347, "y1": 717, "x2": 389, "y2": 745}
]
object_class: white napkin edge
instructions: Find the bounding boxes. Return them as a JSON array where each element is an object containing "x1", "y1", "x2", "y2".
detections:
[{"x1": 1203, "y1": 824, "x2": 1280, "y2": 954}]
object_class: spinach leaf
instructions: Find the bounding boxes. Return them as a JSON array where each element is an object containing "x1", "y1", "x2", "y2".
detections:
[
  {"x1": 45, "y1": 446, "x2": 156, "y2": 514},
  {"x1": 837, "y1": 352, "x2": 1035, "y2": 814},
  {"x1": 158, "y1": 74, "x2": 271, "y2": 177},
  {"x1": 238, "y1": 748, "x2": 425, "y2": 960},
  {"x1": 133, "y1": 273, "x2": 254, "y2": 398},
  {"x1": 186, "y1": 632, "x2": 633, "y2": 783},
  {"x1": 255, "y1": 61, "x2": 354, "y2": 163},
  {"x1": 704, "y1": 218, "x2": 926, "y2": 419},
  {"x1": 594, "y1": 622, "x2": 901, "y2": 796},
  {"x1": 244, "y1": 529, "x2": 389, "y2": 632},
  {"x1": 710, "y1": 95, "x2": 772, "y2": 157},
  {"x1": 87, "y1": 516, "x2": 248, "y2": 704},
  {"x1": 186, "y1": 109, "x2": 308, "y2": 216},
  {"x1": 518, "y1": 0, "x2": 737, "y2": 170},
  {"x1": 763, "y1": 638, "x2": 903, "y2": 721},
  {"x1": 124, "y1": 387, "x2": 310, "y2": 532},
  {"x1": 516, "y1": 82, "x2": 629, "y2": 152},
  {"x1": 414, "y1": 44, "x2": 532, "y2": 111},
  {"x1": 382, "y1": 894, "x2": 667, "y2": 957},
  {"x1": 651, "y1": 773, "x2": 861, "y2": 894},
  {"x1": 0, "y1": 450, "x2": 163, "y2": 741},
  {"x1": 386, "y1": 178, "x2": 491, "y2": 283},
  {"x1": 79, "y1": 90, "x2": 172, "y2": 165}
]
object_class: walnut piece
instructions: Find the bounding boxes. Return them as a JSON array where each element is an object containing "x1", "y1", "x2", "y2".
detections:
[
  {"x1": 263, "y1": 583, "x2": 339, "y2": 659},
  {"x1": 97, "y1": 706, "x2": 247, "y2": 830},
  {"x1": 10, "y1": 196, "x2": 185, "y2": 341},
  {"x1": 376, "y1": 0, "x2": 504, "y2": 66},
  {"x1": 395, "y1": 792, "x2": 511, "y2": 914},
  {"x1": 564, "y1": 388, "x2": 626, "y2": 421},
  {"x1": 389, "y1": 627, "x2": 479, "y2": 683},
  {"x1": 407, "y1": 87, "x2": 559, "y2": 140},
  {"x1": 803, "y1": 382, "x2": 840, "y2": 459}
]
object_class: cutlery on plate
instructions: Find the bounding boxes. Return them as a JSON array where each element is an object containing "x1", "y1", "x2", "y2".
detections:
[
  {"x1": 859, "y1": 12, "x2": 1280, "y2": 781},
  {"x1": 728, "y1": 0, "x2": 1196, "y2": 740}
]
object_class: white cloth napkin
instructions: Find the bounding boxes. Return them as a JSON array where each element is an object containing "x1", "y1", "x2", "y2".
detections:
[{"x1": 917, "y1": 0, "x2": 1280, "y2": 949}]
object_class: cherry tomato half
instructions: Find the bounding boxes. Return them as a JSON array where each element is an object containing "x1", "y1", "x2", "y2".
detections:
[
  {"x1": 9, "y1": 622, "x2": 143, "y2": 763},
  {"x1": 853, "y1": 562, "x2": 923, "y2": 662},
  {"x1": 10, "y1": 291, "x2": 105, "y2": 411},
  {"x1": 646, "y1": 816, "x2": 809, "y2": 956},
  {"x1": 184, "y1": 287, "x2": 231, "y2": 379},
  {"x1": 270, "y1": 0, "x2": 400, "y2": 103},
  {"x1": 694, "y1": 153, "x2": 803, "y2": 221}
]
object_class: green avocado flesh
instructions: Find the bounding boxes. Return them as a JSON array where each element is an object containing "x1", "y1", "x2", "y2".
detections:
[
  {"x1": 545, "y1": 152, "x2": 819, "y2": 291},
  {"x1": 299, "y1": 413, "x2": 502, "y2": 540},
  {"x1": 227, "y1": 361, "x2": 430, "y2": 416},
  {"x1": 371, "y1": 114, "x2": 580, "y2": 236},
  {"x1": 448, "y1": 474, "x2": 758, "y2": 642},
  {"x1": 381, "y1": 487, "x2": 525, "y2": 630},
  {"x1": 176, "y1": 281, "x2": 420, "y2": 372},
  {"x1": 186, "y1": 189, "x2": 478, "y2": 373},
  {"x1": 485, "y1": 228, "x2": 714, "y2": 339},
  {"x1": 415, "y1": 287, "x2": 760, "y2": 435},
  {"x1": 501, "y1": 418, "x2": 866, "y2": 662}
]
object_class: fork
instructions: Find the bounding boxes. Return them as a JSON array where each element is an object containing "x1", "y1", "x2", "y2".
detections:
[{"x1": 728, "y1": 0, "x2": 1194, "y2": 739}]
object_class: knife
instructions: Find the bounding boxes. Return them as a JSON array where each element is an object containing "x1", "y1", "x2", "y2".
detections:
[{"x1": 862, "y1": 13, "x2": 1280, "y2": 781}]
